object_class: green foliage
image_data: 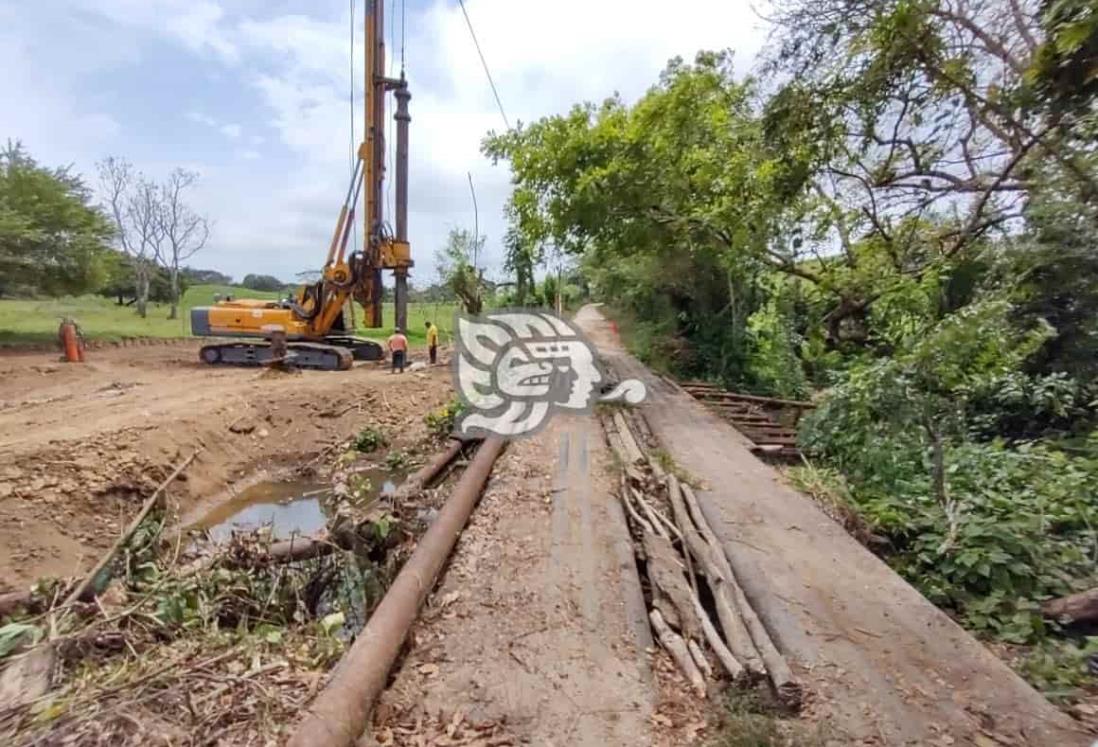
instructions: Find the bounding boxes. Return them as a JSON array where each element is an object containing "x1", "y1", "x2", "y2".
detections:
[
  {"x1": 801, "y1": 304, "x2": 1098, "y2": 639},
  {"x1": 97, "y1": 250, "x2": 187, "y2": 305},
  {"x1": 425, "y1": 398, "x2": 466, "y2": 437},
  {"x1": 352, "y1": 426, "x2": 388, "y2": 453},
  {"x1": 181, "y1": 267, "x2": 232, "y2": 285},
  {"x1": 1016, "y1": 636, "x2": 1098, "y2": 701},
  {"x1": 745, "y1": 281, "x2": 808, "y2": 399},
  {"x1": 0, "y1": 141, "x2": 112, "y2": 297},
  {"x1": 435, "y1": 228, "x2": 486, "y2": 314},
  {"x1": 240, "y1": 273, "x2": 286, "y2": 292},
  {"x1": 384, "y1": 449, "x2": 411, "y2": 471},
  {"x1": 0, "y1": 622, "x2": 43, "y2": 658}
]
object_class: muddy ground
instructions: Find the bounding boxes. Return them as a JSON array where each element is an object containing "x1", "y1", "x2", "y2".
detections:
[{"x1": 0, "y1": 342, "x2": 452, "y2": 592}]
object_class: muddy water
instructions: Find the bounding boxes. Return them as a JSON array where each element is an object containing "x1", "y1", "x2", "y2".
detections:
[{"x1": 193, "y1": 468, "x2": 404, "y2": 542}]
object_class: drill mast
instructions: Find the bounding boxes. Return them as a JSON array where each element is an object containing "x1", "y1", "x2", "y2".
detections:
[{"x1": 358, "y1": 0, "x2": 411, "y2": 330}]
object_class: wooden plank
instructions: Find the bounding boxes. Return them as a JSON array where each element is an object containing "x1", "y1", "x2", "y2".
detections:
[{"x1": 683, "y1": 386, "x2": 814, "y2": 410}]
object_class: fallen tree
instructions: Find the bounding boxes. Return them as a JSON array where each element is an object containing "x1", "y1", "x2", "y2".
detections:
[{"x1": 1042, "y1": 587, "x2": 1098, "y2": 624}]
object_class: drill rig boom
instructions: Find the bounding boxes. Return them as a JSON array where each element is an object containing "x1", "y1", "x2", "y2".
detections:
[{"x1": 190, "y1": 0, "x2": 412, "y2": 370}]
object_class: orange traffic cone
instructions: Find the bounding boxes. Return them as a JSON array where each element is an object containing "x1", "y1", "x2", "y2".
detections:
[{"x1": 59, "y1": 319, "x2": 85, "y2": 363}]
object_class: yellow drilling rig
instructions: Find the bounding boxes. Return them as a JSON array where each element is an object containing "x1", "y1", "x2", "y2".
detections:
[{"x1": 191, "y1": 1, "x2": 413, "y2": 370}]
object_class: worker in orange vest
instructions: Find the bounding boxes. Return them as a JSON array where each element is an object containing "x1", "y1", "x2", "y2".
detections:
[{"x1": 387, "y1": 328, "x2": 408, "y2": 374}]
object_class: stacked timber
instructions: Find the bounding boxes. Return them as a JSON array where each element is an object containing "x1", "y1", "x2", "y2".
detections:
[
  {"x1": 600, "y1": 408, "x2": 802, "y2": 707},
  {"x1": 679, "y1": 381, "x2": 813, "y2": 461}
]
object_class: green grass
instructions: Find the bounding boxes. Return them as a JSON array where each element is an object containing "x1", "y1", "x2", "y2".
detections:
[
  {"x1": 354, "y1": 302, "x2": 458, "y2": 344},
  {"x1": 0, "y1": 285, "x2": 459, "y2": 346}
]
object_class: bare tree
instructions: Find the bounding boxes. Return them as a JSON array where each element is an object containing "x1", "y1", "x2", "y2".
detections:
[
  {"x1": 98, "y1": 157, "x2": 164, "y2": 318},
  {"x1": 158, "y1": 169, "x2": 210, "y2": 319}
]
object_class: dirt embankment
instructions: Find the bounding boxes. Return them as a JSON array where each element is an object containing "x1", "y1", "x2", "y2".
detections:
[{"x1": 0, "y1": 343, "x2": 452, "y2": 591}]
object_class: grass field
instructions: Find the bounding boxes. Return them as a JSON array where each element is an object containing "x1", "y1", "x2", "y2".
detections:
[
  {"x1": 354, "y1": 301, "x2": 457, "y2": 344},
  {"x1": 0, "y1": 285, "x2": 459, "y2": 346}
]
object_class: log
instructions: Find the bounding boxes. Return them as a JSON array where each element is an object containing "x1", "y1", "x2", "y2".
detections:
[
  {"x1": 688, "y1": 638, "x2": 712, "y2": 679},
  {"x1": 692, "y1": 595, "x2": 745, "y2": 681},
  {"x1": 679, "y1": 526, "x2": 765, "y2": 678},
  {"x1": 681, "y1": 483, "x2": 801, "y2": 706},
  {"x1": 631, "y1": 488, "x2": 677, "y2": 540},
  {"x1": 632, "y1": 411, "x2": 657, "y2": 448},
  {"x1": 643, "y1": 533, "x2": 703, "y2": 641},
  {"x1": 390, "y1": 438, "x2": 468, "y2": 500},
  {"x1": 1043, "y1": 587, "x2": 1098, "y2": 624},
  {"x1": 619, "y1": 478, "x2": 654, "y2": 535},
  {"x1": 266, "y1": 534, "x2": 337, "y2": 563},
  {"x1": 668, "y1": 475, "x2": 764, "y2": 677},
  {"x1": 63, "y1": 452, "x2": 197, "y2": 606},
  {"x1": 612, "y1": 412, "x2": 645, "y2": 465},
  {"x1": 649, "y1": 609, "x2": 706, "y2": 698},
  {"x1": 288, "y1": 436, "x2": 507, "y2": 747},
  {"x1": 605, "y1": 426, "x2": 633, "y2": 467},
  {"x1": 666, "y1": 476, "x2": 699, "y2": 598},
  {"x1": 0, "y1": 590, "x2": 36, "y2": 619}
]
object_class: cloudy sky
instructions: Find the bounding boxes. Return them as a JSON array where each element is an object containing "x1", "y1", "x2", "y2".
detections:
[{"x1": 2, "y1": 0, "x2": 768, "y2": 285}]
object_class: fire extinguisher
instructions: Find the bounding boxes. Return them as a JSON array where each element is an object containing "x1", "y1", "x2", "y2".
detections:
[{"x1": 58, "y1": 318, "x2": 85, "y2": 363}]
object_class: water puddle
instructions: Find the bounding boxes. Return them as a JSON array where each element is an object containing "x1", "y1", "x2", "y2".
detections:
[{"x1": 192, "y1": 467, "x2": 406, "y2": 542}]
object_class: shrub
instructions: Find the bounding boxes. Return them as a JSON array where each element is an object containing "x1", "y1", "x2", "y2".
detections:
[
  {"x1": 352, "y1": 426, "x2": 388, "y2": 453},
  {"x1": 425, "y1": 398, "x2": 465, "y2": 437}
]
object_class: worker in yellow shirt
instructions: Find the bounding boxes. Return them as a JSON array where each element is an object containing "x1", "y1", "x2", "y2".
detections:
[
  {"x1": 387, "y1": 328, "x2": 408, "y2": 374},
  {"x1": 425, "y1": 321, "x2": 439, "y2": 365}
]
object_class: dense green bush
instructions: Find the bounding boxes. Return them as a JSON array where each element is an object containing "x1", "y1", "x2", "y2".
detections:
[{"x1": 800, "y1": 302, "x2": 1098, "y2": 640}]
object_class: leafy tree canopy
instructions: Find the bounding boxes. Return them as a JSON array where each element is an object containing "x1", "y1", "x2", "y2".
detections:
[{"x1": 0, "y1": 141, "x2": 112, "y2": 297}]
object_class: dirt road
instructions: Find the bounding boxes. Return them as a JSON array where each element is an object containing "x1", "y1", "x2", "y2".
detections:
[
  {"x1": 371, "y1": 415, "x2": 667, "y2": 745},
  {"x1": 577, "y1": 304, "x2": 1090, "y2": 745},
  {"x1": 0, "y1": 342, "x2": 450, "y2": 591}
]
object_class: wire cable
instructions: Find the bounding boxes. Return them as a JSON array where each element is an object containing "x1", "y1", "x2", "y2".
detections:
[
  {"x1": 400, "y1": 0, "x2": 406, "y2": 75},
  {"x1": 349, "y1": 0, "x2": 358, "y2": 255},
  {"x1": 457, "y1": 0, "x2": 511, "y2": 130}
]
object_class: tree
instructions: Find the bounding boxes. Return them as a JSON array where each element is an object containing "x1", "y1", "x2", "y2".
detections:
[
  {"x1": 98, "y1": 157, "x2": 163, "y2": 318},
  {"x1": 503, "y1": 222, "x2": 540, "y2": 306},
  {"x1": 435, "y1": 228, "x2": 486, "y2": 314},
  {"x1": 182, "y1": 267, "x2": 232, "y2": 285},
  {"x1": 241, "y1": 274, "x2": 286, "y2": 292},
  {"x1": 0, "y1": 141, "x2": 111, "y2": 297},
  {"x1": 98, "y1": 250, "x2": 184, "y2": 306},
  {"x1": 758, "y1": 0, "x2": 1098, "y2": 343},
  {"x1": 158, "y1": 169, "x2": 209, "y2": 319}
]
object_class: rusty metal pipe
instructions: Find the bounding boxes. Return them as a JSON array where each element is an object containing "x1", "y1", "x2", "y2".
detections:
[
  {"x1": 287, "y1": 435, "x2": 507, "y2": 747},
  {"x1": 386, "y1": 437, "x2": 469, "y2": 499}
]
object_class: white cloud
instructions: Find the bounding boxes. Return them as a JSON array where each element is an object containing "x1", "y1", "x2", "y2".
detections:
[
  {"x1": 3, "y1": 0, "x2": 770, "y2": 285},
  {"x1": 186, "y1": 111, "x2": 218, "y2": 127},
  {"x1": 71, "y1": 0, "x2": 239, "y2": 62}
]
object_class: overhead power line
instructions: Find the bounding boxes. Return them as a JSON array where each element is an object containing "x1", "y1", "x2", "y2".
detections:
[{"x1": 457, "y1": 0, "x2": 511, "y2": 131}]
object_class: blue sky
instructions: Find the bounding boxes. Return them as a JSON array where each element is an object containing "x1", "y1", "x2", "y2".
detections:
[{"x1": 2, "y1": 0, "x2": 767, "y2": 285}]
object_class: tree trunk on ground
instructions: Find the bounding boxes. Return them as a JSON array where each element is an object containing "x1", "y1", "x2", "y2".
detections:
[{"x1": 1043, "y1": 587, "x2": 1098, "y2": 624}]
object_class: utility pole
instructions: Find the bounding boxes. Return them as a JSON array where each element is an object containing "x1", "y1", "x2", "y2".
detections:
[{"x1": 468, "y1": 172, "x2": 480, "y2": 311}]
